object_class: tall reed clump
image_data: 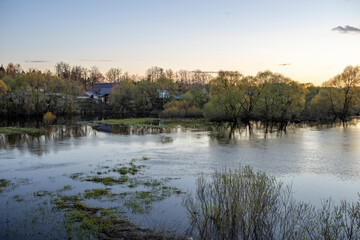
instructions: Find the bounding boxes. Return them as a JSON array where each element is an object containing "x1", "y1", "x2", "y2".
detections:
[{"x1": 184, "y1": 166, "x2": 360, "y2": 240}]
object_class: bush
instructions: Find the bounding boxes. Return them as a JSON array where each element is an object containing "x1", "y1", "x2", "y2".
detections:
[
  {"x1": 185, "y1": 166, "x2": 360, "y2": 240},
  {"x1": 43, "y1": 111, "x2": 56, "y2": 124},
  {"x1": 161, "y1": 100, "x2": 203, "y2": 118}
]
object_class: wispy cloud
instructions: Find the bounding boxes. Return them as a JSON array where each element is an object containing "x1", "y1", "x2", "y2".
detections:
[
  {"x1": 25, "y1": 60, "x2": 49, "y2": 63},
  {"x1": 279, "y1": 63, "x2": 291, "y2": 66},
  {"x1": 332, "y1": 25, "x2": 360, "y2": 34},
  {"x1": 79, "y1": 59, "x2": 115, "y2": 62}
]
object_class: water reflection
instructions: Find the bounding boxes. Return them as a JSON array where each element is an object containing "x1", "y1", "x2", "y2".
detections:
[
  {"x1": 1, "y1": 119, "x2": 360, "y2": 239},
  {"x1": 0, "y1": 125, "x2": 92, "y2": 156}
]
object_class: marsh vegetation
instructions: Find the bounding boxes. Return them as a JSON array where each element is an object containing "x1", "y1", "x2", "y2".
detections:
[{"x1": 185, "y1": 166, "x2": 360, "y2": 240}]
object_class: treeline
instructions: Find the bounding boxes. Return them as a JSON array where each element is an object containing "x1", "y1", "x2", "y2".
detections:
[
  {"x1": 0, "y1": 63, "x2": 82, "y2": 117},
  {"x1": 203, "y1": 67, "x2": 360, "y2": 127},
  {"x1": 0, "y1": 62, "x2": 359, "y2": 126},
  {"x1": 109, "y1": 66, "x2": 360, "y2": 128}
]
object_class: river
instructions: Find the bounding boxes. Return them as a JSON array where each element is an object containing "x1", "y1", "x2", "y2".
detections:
[{"x1": 1, "y1": 119, "x2": 360, "y2": 239}]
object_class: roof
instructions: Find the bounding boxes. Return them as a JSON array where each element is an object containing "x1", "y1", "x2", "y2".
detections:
[
  {"x1": 87, "y1": 83, "x2": 116, "y2": 97},
  {"x1": 157, "y1": 89, "x2": 170, "y2": 98}
]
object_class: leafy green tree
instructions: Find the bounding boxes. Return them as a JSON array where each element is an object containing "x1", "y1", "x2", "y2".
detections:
[
  {"x1": 300, "y1": 83, "x2": 321, "y2": 120},
  {"x1": 255, "y1": 71, "x2": 306, "y2": 127},
  {"x1": 204, "y1": 71, "x2": 244, "y2": 123},
  {"x1": 0, "y1": 65, "x2": 5, "y2": 79},
  {"x1": 0, "y1": 79, "x2": 7, "y2": 95},
  {"x1": 110, "y1": 79, "x2": 135, "y2": 113},
  {"x1": 182, "y1": 87, "x2": 209, "y2": 108},
  {"x1": 314, "y1": 65, "x2": 360, "y2": 123},
  {"x1": 236, "y1": 76, "x2": 263, "y2": 123},
  {"x1": 0, "y1": 80, "x2": 7, "y2": 114},
  {"x1": 132, "y1": 80, "x2": 158, "y2": 114}
]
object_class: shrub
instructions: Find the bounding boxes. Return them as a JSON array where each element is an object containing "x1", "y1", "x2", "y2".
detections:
[
  {"x1": 43, "y1": 111, "x2": 56, "y2": 123},
  {"x1": 185, "y1": 166, "x2": 360, "y2": 240},
  {"x1": 161, "y1": 100, "x2": 203, "y2": 118}
]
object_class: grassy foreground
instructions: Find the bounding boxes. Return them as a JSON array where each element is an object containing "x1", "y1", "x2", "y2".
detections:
[{"x1": 0, "y1": 127, "x2": 46, "y2": 135}]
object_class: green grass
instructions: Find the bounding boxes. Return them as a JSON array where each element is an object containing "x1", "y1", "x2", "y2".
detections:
[
  {"x1": 94, "y1": 118, "x2": 211, "y2": 128},
  {"x1": 53, "y1": 194, "x2": 124, "y2": 239},
  {"x1": 84, "y1": 188, "x2": 112, "y2": 199},
  {"x1": 85, "y1": 176, "x2": 128, "y2": 186},
  {"x1": 0, "y1": 127, "x2": 46, "y2": 135},
  {"x1": 0, "y1": 179, "x2": 10, "y2": 193}
]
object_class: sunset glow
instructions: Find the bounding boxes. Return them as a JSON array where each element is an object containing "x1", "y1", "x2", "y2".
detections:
[{"x1": 0, "y1": 0, "x2": 359, "y2": 85}]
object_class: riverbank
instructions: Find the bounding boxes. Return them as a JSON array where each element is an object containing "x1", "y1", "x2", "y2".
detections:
[{"x1": 0, "y1": 127, "x2": 46, "y2": 135}]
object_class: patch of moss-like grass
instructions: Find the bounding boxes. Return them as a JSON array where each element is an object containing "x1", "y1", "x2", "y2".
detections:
[
  {"x1": 69, "y1": 172, "x2": 84, "y2": 180},
  {"x1": 0, "y1": 127, "x2": 46, "y2": 135},
  {"x1": 84, "y1": 188, "x2": 113, "y2": 199},
  {"x1": 0, "y1": 179, "x2": 10, "y2": 193},
  {"x1": 33, "y1": 190, "x2": 53, "y2": 198},
  {"x1": 85, "y1": 176, "x2": 128, "y2": 186},
  {"x1": 53, "y1": 194, "x2": 124, "y2": 239},
  {"x1": 12, "y1": 194, "x2": 25, "y2": 202}
]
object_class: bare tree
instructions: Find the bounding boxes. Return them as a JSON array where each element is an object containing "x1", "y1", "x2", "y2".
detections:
[
  {"x1": 146, "y1": 66, "x2": 164, "y2": 82},
  {"x1": 6, "y1": 63, "x2": 22, "y2": 78},
  {"x1": 165, "y1": 69, "x2": 174, "y2": 79},
  {"x1": 89, "y1": 66, "x2": 104, "y2": 88},
  {"x1": 106, "y1": 68, "x2": 122, "y2": 82},
  {"x1": 55, "y1": 62, "x2": 71, "y2": 79}
]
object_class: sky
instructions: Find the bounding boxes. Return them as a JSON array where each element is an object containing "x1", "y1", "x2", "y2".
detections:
[{"x1": 0, "y1": 0, "x2": 359, "y2": 85}]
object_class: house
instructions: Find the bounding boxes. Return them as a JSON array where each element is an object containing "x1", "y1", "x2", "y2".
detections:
[{"x1": 83, "y1": 83, "x2": 116, "y2": 103}]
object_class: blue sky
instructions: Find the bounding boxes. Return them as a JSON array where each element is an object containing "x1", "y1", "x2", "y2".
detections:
[{"x1": 0, "y1": 0, "x2": 359, "y2": 85}]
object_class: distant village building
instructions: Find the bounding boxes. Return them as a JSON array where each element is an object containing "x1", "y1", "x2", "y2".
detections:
[{"x1": 83, "y1": 83, "x2": 116, "y2": 103}]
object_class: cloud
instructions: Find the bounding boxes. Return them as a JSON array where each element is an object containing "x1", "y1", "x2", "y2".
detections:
[
  {"x1": 332, "y1": 25, "x2": 360, "y2": 34},
  {"x1": 25, "y1": 60, "x2": 49, "y2": 63},
  {"x1": 79, "y1": 59, "x2": 114, "y2": 62},
  {"x1": 279, "y1": 63, "x2": 291, "y2": 66}
]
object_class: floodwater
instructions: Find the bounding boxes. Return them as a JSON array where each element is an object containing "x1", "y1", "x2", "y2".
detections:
[{"x1": 1, "y1": 120, "x2": 360, "y2": 239}]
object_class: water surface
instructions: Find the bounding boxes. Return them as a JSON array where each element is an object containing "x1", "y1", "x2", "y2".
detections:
[{"x1": 1, "y1": 120, "x2": 360, "y2": 239}]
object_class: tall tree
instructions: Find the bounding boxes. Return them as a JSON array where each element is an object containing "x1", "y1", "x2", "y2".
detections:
[
  {"x1": 110, "y1": 79, "x2": 135, "y2": 113},
  {"x1": 55, "y1": 62, "x2": 71, "y2": 79},
  {"x1": 89, "y1": 66, "x2": 104, "y2": 88},
  {"x1": 0, "y1": 65, "x2": 6, "y2": 79},
  {"x1": 204, "y1": 71, "x2": 244, "y2": 123},
  {"x1": 6, "y1": 63, "x2": 22, "y2": 78},
  {"x1": 146, "y1": 66, "x2": 165, "y2": 82},
  {"x1": 106, "y1": 68, "x2": 122, "y2": 82},
  {"x1": 311, "y1": 65, "x2": 360, "y2": 123}
]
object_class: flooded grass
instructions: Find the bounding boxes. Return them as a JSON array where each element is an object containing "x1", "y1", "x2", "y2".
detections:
[
  {"x1": 85, "y1": 176, "x2": 129, "y2": 186},
  {"x1": 12, "y1": 194, "x2": 25, "y2": 202},
  {"x1": 52, "y1": 194, "x2": 124, "y2": 239},
  {"x1": 0, "y1": 127, "x2": 46, "y2": 135},
  {"x1": 84, "y1": 188, "x2": 113, "y2": 199},
  {"x1": 0, "y1": 179, "x2": 10, "y2": 193},
  {"x1": 69, "y1": 172, "x2": 84, "y2": 180}
]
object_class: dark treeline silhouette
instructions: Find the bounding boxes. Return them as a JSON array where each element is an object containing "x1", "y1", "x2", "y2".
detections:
[{"x1": 0, "y1": 62, "x2": 359, "y2": 126}]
